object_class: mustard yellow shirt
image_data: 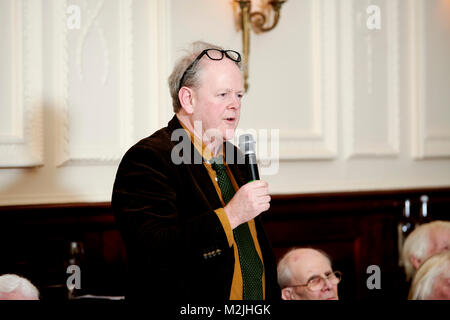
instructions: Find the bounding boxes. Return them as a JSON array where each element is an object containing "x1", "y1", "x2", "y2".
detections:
[{"x1": 179, "y1": 121, "x2": 265, "y2": 300}]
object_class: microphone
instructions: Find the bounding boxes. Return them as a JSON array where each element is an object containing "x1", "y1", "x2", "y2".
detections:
[{"x1": 239, "y1": 134, "x2": 260, "y2": 181}]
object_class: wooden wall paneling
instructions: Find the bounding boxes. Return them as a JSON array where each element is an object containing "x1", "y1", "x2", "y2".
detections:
[{"x1": 0, "y1": 187, "x2": 448, "y2": 300}]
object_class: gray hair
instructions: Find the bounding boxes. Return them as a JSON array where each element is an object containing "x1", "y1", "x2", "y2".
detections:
[
  {"x1": 168, "y1": 41, "x2": 241, "y2": 113},
  {"x1": 0, "y1": 274, "x2": 39, "y2": 300},
  {"x1": 408, "y1": 251, "x2": 450, "y2": 300},
  {"x1": 277, "y1": 247, "x2": 332, "y2": 289},
  {"x1": 402, "y1": 220, "x2": 450, "y2": 281}
]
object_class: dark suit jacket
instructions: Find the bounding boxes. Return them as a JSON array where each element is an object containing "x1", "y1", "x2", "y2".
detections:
[{"x1": 112, "y1": 115, "x2": 280, "y2": 301}]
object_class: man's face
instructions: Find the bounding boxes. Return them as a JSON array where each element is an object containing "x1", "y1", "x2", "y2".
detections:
[
  {"x1": 287, "y1": 250, "x2": 339, "y2": 300},
  {"x1": 190, "y1": 58, "x2": 244, "y2": 143}
]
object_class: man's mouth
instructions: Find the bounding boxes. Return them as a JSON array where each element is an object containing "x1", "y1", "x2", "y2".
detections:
[{"x1": 225, "y1": 117, "x2": 235, "y2": 123}]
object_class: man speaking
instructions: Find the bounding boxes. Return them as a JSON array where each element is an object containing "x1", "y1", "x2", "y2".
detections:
[{"x1": 112, "y1": 41, "x2": 280, "y2": 301}]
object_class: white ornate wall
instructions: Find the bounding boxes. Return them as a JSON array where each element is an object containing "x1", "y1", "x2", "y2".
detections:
[{"x1": 0, "y1": 0, "x2": 449, "y2": 205}]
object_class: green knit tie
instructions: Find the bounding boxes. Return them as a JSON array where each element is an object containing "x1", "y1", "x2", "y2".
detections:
[{"x1": 211, "y1": 157, "x2": 263, "y2": 300}]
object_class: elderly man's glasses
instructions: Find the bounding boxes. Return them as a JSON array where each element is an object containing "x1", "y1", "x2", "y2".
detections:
[
  {"x1": 288, "y1": 271, "x2": 342, "y2": 292},
  {"x1": 178, "y1": 49, "x2": 241, "y2": 91}
]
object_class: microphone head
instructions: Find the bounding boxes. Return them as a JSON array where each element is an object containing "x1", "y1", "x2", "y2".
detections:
[{"x1": 239, "y1": 134, "x2": 256, "y2": 155}]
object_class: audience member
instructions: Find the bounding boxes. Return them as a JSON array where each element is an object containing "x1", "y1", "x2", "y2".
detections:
[
  {"x1": 408, "y1": 251, "x2": 450, "y2": 300},
  {"x1": 0, "y1": 274, "x2": 39, "y2": 300},
  {"x1": 402, "y1": 220, "x2": 450, "y2": 281},
  {"x1": 277, "y1": 248, "x2": 341, "y2": 300}
]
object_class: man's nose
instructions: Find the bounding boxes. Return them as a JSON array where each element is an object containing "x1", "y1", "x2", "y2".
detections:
[
  {"x1": 229, "y1": 95, "x2": 241, "y2": 109},
  {"x1": 322, "y1": 278, "x2": 333, "y2": 290}
]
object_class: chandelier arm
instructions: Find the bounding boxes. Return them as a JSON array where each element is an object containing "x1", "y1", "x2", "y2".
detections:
[{"x1": 250, "y1": 10, "x2": 281, "y2": 33}]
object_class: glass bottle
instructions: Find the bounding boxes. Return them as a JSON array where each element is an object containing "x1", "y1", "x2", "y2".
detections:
[
  {"x1": 418, "y1": 195, "x2": 431, "y2": 225},
  {"x1": 398, "y1": 199, "x2": 414, "y2": 266},
  {"x1": 66, "y1": 241, "x2": 85, "y2": 299}
]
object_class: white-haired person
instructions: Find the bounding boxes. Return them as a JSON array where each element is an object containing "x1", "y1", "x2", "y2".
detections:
[
  {"x1": 277, "y1": 248, "x2": 341, "y2": 300},
  {"x1": 408, "y1": 251, "x2": 450, "y2": 300},
  {"x1": 0, "y1": 274, "x2": 39, "y2": 300},
  {"x1": 401, "y1": 220, "x2": 450, "y2": 282}
]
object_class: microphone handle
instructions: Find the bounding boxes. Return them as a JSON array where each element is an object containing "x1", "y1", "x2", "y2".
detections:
[{"x1": 247, "y1": 154, "x2": 260, "y2": 181}]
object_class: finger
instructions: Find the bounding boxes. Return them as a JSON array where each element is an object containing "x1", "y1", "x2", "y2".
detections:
[
  {"x1": 255, "y1": 196, "x2": 270, "y2": 207},
  {"x1": 251, "y1": 188, "x2": 269, "y2": 198},
  {"x1": 259, "y1": 202, "x2": 270, "y2": 212},
  {"x1": 249, "y1": 184, "x2": 269, "y2": 195},
  {"x1": 255, "y1": 186, "x2": 269, "y2": 195},
  {"x1": 247, "y1": 180, "x2": 268, "y2": 188}
]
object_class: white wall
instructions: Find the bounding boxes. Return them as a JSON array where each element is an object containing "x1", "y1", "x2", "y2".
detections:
[{"x1": 0, "y1": 0, "x2": 449, "y2": 205}]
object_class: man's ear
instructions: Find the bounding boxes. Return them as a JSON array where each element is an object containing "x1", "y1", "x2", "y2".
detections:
[
  {"x1": 281, "y1": 288, "x2": 293, "y2": 300},
  {"x1": 410, "y1": 254, "x2": 422, "y2": 270},
  {"x1": 178, "y1": 86, "x2": 194, "y2": 114}
]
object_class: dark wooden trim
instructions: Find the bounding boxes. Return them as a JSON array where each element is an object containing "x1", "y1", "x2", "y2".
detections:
[
  {"x1": 265, "y1": 186, "x2": 450, "y2": 219},
  {"x1": 1, "y1": 186, "x2": 448, "y2": 217},
  {"x1": 0, "y1": 202, "x2": 115, "y2": 227}
]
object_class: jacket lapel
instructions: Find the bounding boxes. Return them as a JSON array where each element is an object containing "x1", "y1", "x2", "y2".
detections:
[{"x1": 167, "y1": 115, "x2": 224, "y2": 209}]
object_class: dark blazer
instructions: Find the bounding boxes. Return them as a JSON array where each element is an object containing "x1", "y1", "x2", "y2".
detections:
[{"x1": 112, "y1": 115, "x2": 280, "y2": 301}]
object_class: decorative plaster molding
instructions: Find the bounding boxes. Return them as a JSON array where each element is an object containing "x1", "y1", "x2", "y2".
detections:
[
  {"x1": 55, "y1": 0, "x2": 134, "y2": 166},
  {"x1": 343, "y1": 0, "x2": 400, "y2": 158},
  {"x1": 76, "y1": 0, "x2": 108, "y2": 84},
  {"x1": 148, "y1": 0, "x2": 171, "y2": 132},
  {"x1": 0, "y1": 0, "x2": 43, "y2": 167},
  {"x1": 278, "y1": 0, "x2": 338, "y2": 160},
  {"x1": 410, "y1": 0, "x2": 450, "y2": 159},
  {"x1": 341, "y1": 0, "x2": 355, "y2": 159}
]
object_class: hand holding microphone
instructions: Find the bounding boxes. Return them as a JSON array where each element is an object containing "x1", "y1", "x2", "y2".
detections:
[{"x1": 224, "y1": 134, "x2": 271, "y2": 229}]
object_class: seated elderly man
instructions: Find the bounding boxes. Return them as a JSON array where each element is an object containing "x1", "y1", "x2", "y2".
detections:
[
  {"x1": 277, "y1": 248, "x2": 341, "y2": 300},
  {"x1": 402, "y1": 220, "x2": 450, "y2": 282},
  {"x1": 0, "y1": 274, "x2": 39, "y2": 300},
  {"x1": 408, "y1": 251, "x2": 450, "y2": 300}
]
